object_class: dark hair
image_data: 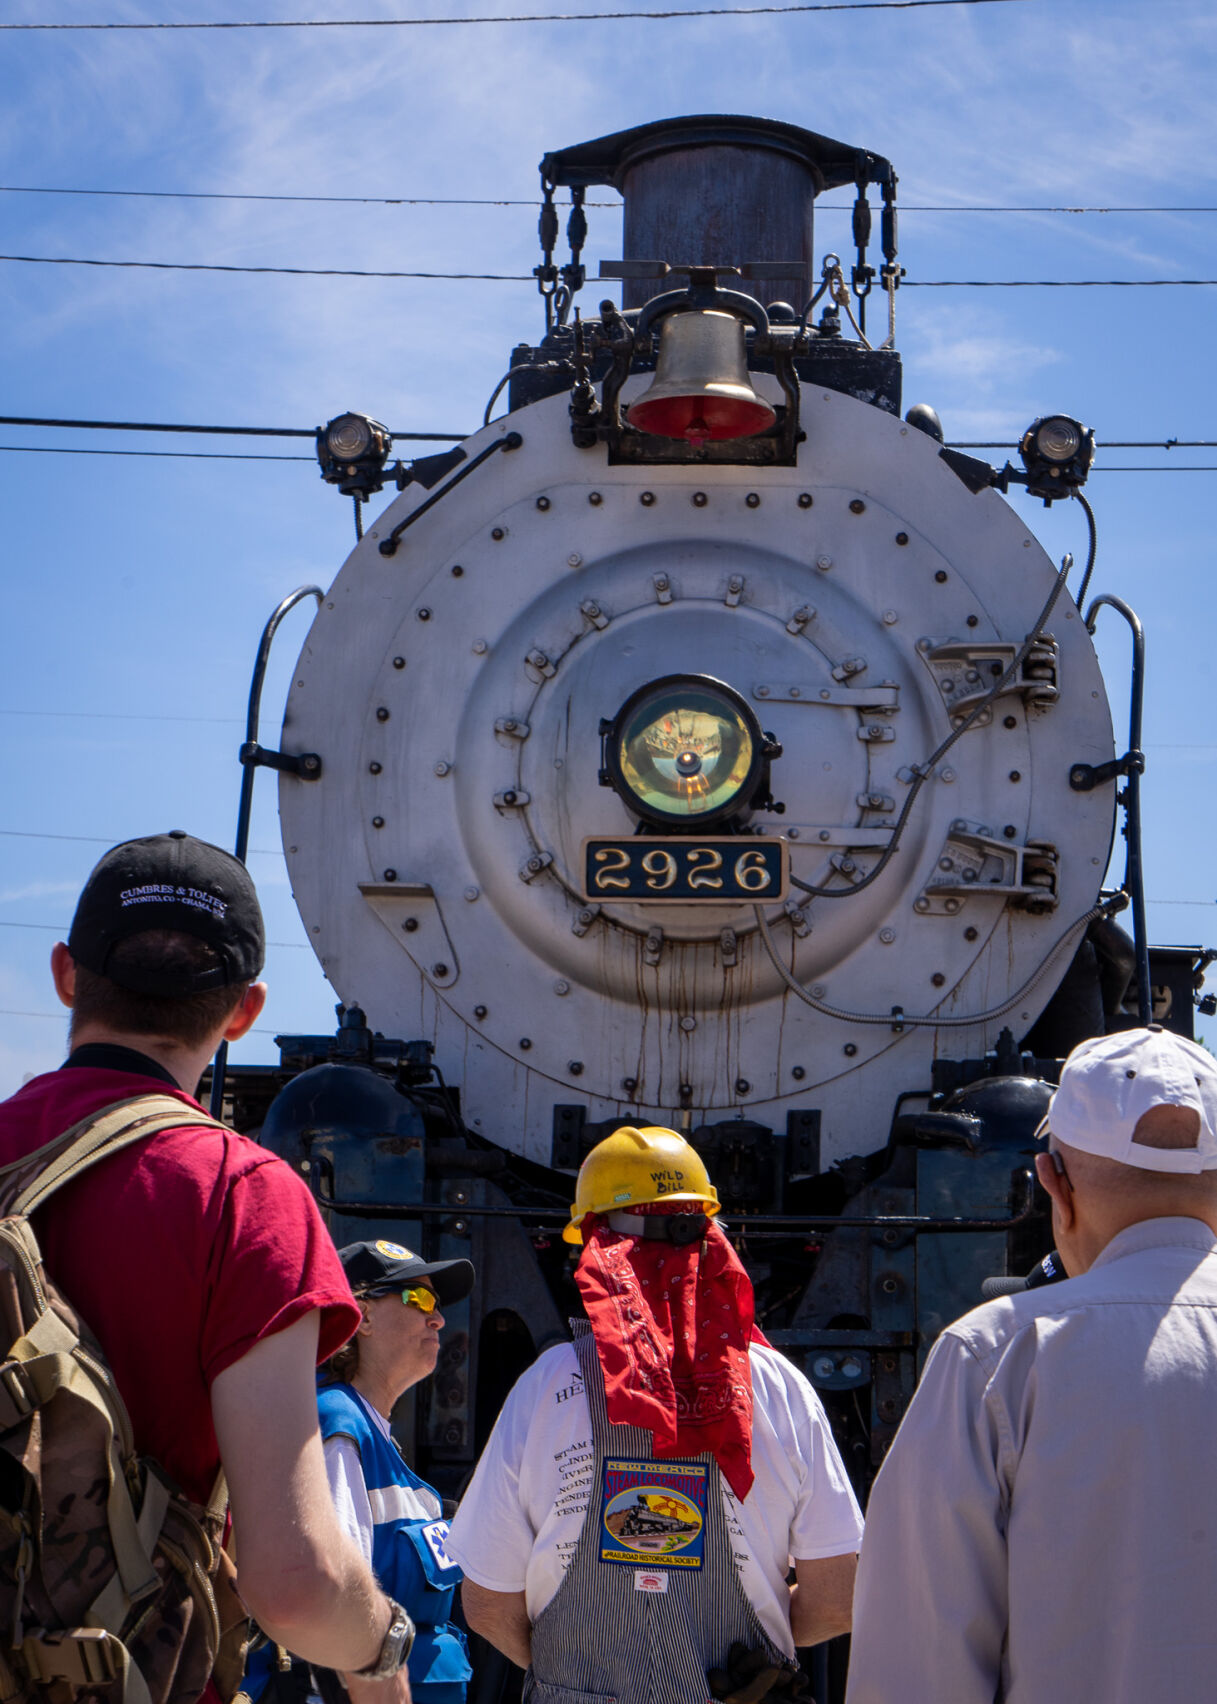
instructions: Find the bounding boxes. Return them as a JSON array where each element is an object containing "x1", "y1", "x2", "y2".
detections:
[
  {"x1": 320, "y1": 1337, "x2": 362, "y2": 1384},
  {"x1": 319, "y1": 1291, "x2": 370, "y2": 1384},
  {"x1": 71, "y1": 931, "x2": 250, "y2": 1049}
]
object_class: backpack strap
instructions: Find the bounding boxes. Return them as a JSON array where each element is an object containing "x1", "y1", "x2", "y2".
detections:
[{"x1": 8, "y1": 1094, "x2": 225, "y2": 1219}]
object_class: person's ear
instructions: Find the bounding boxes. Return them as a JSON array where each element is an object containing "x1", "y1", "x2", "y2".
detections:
[
  {"x1": 1035, "y1": 1150, "x2": 1076, "y2": 1232},
  {"x1": 50, "y1": 942, "x2": 77, "y2": 1009},
  {"x1": 222, "y1": 981, "x2": 268, "y2": 1042}
]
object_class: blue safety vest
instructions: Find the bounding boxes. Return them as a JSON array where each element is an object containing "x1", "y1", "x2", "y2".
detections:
[{"x1": 317, "y1": 1383, "x2": 470, "y2": 1704}]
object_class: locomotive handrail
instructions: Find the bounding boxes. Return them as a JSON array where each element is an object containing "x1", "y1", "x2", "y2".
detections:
[
  {"x1": 209, "y1": 583, "x2": 324, "y2": 1119},
  {"x1": 377, "y1": 431, "x2": 522, "y2": 557},
  {"x1": 1083, "y1": 593, "x2": 1149, "y2": 1024}
]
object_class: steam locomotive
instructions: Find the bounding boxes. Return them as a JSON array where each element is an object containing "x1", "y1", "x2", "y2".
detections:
[{"x1": 211, "y1": 115, "x2": 1210, "y2": 1523}]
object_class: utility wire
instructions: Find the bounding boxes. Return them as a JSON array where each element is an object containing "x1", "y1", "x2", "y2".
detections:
[
  {"x1": 0, "y1": 444, "x2": 314, "y2": 461},
  {"x1": 0, "y1": 829, "x2": 281, "y2": 854},
  {"x1": 2, "y1": 184, "x2": 1213, "y2": 214},
  {"x1": 0, "y1": 253, "x2": 530, "y2": 280},
  {"x1": 0, "y1": 414, "x2": 463, "y2": 440},
  {"x1": 903, "y1": 279, "x2": 1217, "y2": 288},
  {"x1": 3, "y1": 415, "x2": 1214, "y2": 449},
  {"x1": 2, "y1": 446, "x2": 1206, "y2": 466},
  {"x1": 0, "y1": 920, "x2": 311, "y2": 946},
  {"x1": 0, "y1": 0, "x2": 1048, "y2": 30},
  {"x1": 1, "y1": 252, "x2": 1214, "y2": 287}
]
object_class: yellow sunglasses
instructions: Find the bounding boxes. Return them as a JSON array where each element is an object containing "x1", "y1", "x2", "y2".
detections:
[{"x1": 366, "y1": 1284, "x2": 439, "y2": 1313}]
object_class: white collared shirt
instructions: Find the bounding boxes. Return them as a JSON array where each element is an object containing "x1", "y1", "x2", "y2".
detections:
[{"x1": 846, "y1": 1216, "x2": 1217, "y2": 1704}]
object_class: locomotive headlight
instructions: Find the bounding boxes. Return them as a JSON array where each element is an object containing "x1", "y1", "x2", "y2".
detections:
[
  {"x1": 316, "y1": 411, "x2": 393, "y2": 498},
  {"x1": 599, "y1": 674, "x2": 778, "y2": 829},
  {"x1": 1018, "y1": 414, "x2": 1094, "y2": 501}
]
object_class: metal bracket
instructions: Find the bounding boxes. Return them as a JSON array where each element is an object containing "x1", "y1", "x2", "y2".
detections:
[
  {"x1": 239, "y1": 740, "x2": 321, "y2": 780},
  {"x1": 572, "y1": 903, "x2": 601, "y2": 937},
  {"x1": 519, "y1": 849, "x2": 554, "y2": 883},
  {"x1": 783, "y1": 900, "x2": 811, "y2": 938},
  {"x1": 525, "y1": 648, "x2": 557, "y2": 682},
  {"x1": 1069, "y1": 750, "x2": 1145, "y2": 792},
  {"x1": 919, "y1": 635, "x2": 1059, "y2": 720},
  {"x1": 360, "y1": 882, "x2": 459, "y2": 988},
  {"x1": 916, "y1": 826, "x2": 1059, "y2": 915},
  {"x1": 754, "y1": 681, "x2": 898, "y2": 710}
]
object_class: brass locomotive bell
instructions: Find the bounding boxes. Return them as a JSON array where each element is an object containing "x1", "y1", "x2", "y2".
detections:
[{"x1": 627, "y1": 309, "x2": 776, "y2": 446}]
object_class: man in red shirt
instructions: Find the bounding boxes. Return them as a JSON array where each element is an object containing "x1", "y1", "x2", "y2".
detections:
[{"x1": 0, "y1": 832, "x2": 414, "y2": 1704}]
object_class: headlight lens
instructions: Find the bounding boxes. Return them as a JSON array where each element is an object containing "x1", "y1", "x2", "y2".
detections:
[
  {"x1": 326, "y1": 414, "x2": 375, "y2": 461},
  {"x1": 1033, "y1": 416, "x2": 1082, "y2": 463},
  {"x1": 606, "y1": 675, "x2": 765, "y2": 827}
]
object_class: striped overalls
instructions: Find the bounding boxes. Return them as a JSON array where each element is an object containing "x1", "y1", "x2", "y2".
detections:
[{"x1": 525, "y1": 1323, "x2": 792, "y2": 1704}]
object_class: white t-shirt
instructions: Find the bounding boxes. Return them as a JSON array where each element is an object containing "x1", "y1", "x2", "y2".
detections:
[
  {"x1": 323, "y1": 1389, "x2": 442, "y2": 1563},
  {"x1": 447, "y1": 1341, "x2": 862, "y2": 1656}
]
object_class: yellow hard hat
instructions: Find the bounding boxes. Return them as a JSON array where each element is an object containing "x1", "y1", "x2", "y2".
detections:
[{"x1": 563, "y1": 1125, "x2": 720, "y2": 1245}]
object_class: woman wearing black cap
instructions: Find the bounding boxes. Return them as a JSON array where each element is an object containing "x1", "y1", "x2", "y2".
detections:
[
  {"x1": 241, "y1": 1238, "x2": 474, "y2": 1704},
  {"x1": 317, "y1": 1240, "x2": 475, "y2": 1704}
]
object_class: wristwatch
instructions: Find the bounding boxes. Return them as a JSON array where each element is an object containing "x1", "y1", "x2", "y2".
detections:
[{"x1": 353, "y1": 1601, "x2": 416, "y2": 1679}]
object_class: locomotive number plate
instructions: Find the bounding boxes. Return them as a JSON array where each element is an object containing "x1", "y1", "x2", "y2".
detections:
[{"x1": 582, "y1": 837, "x2": 788, "y2": 903}]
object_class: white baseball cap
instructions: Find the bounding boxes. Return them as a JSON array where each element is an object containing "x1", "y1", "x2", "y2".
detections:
[{"x1": 1036, "y1": 1025, "x2": 1217, "y2": 1174}]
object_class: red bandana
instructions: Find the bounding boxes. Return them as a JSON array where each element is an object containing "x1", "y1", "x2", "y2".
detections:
[{"x1": 574, "y1": 1206, "x2": 760, "y2": 1500}]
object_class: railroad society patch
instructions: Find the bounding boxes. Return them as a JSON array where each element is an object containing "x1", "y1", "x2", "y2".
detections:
[{"x1": 599, "y1": 1458, "x2": 707, "y2": 1569}]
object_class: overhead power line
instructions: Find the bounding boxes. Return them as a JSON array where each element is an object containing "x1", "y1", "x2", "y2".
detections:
[
  {"x1": 0, "y1": 252, "x2": 1213, "y2": 287},
  {"x1": 3, "y1": 446, "x2": 1214, "y2": 470},
  {"x1": 0, "y1": 828, "x2": 281, "y2": 854},
  {"x1": 4, "y1": 415, "x2": 1214, "y2": 450},
  {"x1": 0, "y1": 919, "x2": 310, "y2": 947},
  {"x1": 3, "y1": 184, "x2": 1214, "y2": 214},
  {"x1": 0, "y1": 444, "x2": 314, "y2": 462},
  {"x1": 0, "y1": 0, "x2": 1045, "y2": 30},
  {"x1": 0, "y1": 414, "x2": 461, "y2": 441},
  {"x1": 0, "y1": 253, "x2": 530, "y2": 281}
]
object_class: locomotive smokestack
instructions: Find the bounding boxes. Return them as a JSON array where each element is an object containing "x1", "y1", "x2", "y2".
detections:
[{"x1": 541, "y1": 114, "x2": 893, "y2": 311}]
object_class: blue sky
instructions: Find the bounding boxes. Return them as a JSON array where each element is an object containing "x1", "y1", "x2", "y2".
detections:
[{"x1": 1, "y1": 0, "x2": 1215, "y2": 1095}]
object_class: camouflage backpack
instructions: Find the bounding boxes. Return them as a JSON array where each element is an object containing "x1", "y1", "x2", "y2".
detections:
[{"x1": 0, "y1": 1095, "x2": 252, "y2": 1704}]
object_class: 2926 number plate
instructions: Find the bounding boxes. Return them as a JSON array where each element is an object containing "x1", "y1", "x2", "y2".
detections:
[{"x1": 583, "y1": 837, "x2": 788, "y2": 903}]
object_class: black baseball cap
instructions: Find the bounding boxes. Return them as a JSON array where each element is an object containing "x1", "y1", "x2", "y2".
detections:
[
  {"x1": 339, "y1": 1239, "x2": 475, "y2": 1306},
  {"x1": 67, "y1": 831, "x2": 265, "y2": 997}
]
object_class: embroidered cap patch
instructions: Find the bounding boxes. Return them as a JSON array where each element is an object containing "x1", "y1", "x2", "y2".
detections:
[{"x1": 600, "y1": 1459, "x2": 707, "y2": 1570}]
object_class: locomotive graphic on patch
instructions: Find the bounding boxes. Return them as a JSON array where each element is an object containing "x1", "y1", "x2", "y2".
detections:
[{"x1": 600, "y1": 1459, "x2": 707, "y2": 1569}]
